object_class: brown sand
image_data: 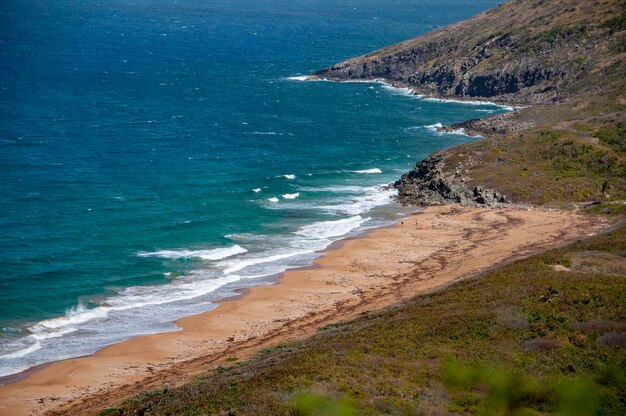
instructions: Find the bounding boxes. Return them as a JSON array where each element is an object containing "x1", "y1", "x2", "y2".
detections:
[{"x1": 0, "y1": 206, "x2": 606, "y2": 416}]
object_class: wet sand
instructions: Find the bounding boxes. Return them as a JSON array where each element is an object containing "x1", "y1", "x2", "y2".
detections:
[{"x1": 0, "y1": 205, "x2": 606, "y2": 416}]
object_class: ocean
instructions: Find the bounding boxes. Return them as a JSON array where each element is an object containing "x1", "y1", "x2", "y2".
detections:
[{"x1": 0, "y1": 0, "x2": 505, "y2": 377}]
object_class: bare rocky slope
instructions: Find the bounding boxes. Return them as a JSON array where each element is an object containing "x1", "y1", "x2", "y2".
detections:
[
  {"x1": 314, "y1": 0, "x2": 624, "y2": 105},
  {"x1": 315, "y1": 0, "x2": 626, "y2": 209},
  {"x1": 393, "y1": 151, "x2": 508, "y2": 206}
]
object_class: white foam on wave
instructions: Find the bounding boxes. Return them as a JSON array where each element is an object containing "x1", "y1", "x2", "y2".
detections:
[
  {"x1": 5, "y1": 266, "x2": 263, "y2": 362},
  {"x1": 298, "y1": 185, "x2": 371, "y2": 193},
  {"x1": 221, "y1": 183, "x2": 399, "y2": 279},
  {"x1": 221, "y1": 250, "x2": 314, "y2": 275},
  {"x1": 281, "y1": 174, "x2": 296, "y2": 180},
  {"x1": 251, "y1": 131, "x2": 279, "y2": 135},
  {"x1": 316, "y1": 185, "x2": 396, "y2": 216},
  {"x1": 351, "y1": 168, "x2": 382, "y2": 174},
  {"x1": 1, "y1": 340, "x2": 42, "y2": 359},
  {"x1": 224, "y1": 233, "x2": 269, "y2": 242},
  {"x1": 381, "y1": 84, "x2": 419, "y2": 97},
  {"x1": 447, "y1": 128, "x2": 482, "y2": 138},
  {"x1": 294, "y1": 215, "x2": 366, "y2": 240},
  {"x1": 424, "y1": 123, "x2": 444, "y2": 131},
  {"x1": 10, "y1": 302, "x2": 110, "y2": 353},
  {"x1": 219, "y1": 216, "x2": 369, "y2": 277},
  {"x1": 2, "y1": 213, "x2": 370, "y2": 367},
  {"x1": 31, "y1": 302, "x2": 107, "y2": 333},
  {"x1": 267, "y1": 184, "x2": 396, "y2": 216},
  {"x1": 421, "y1": 123, "x2": 482, "y2": 138},
  {"x1": 31, "y1": 325, "x2": 79, "y2": 341},
  {"x1": 285, "y1": 75, "x2": 362, "y2": 83},
  {"x1": 285, "y1": 75, "x2": 311, "y2": 81},
  {"x1": 268, "y1": 197, "x2": 280, "y2": 203},
  {"x1": 422, "y1": 97, "x2": 522, "y2": 110},
  {"x1": 285, "y1": 75, "x2": 520, "y2": 111},
  {"x1": 252, "y1": 188, "x2": 262, "y2": 193},
  {"x1": 103, "y1": 271, "x2": 247, "y2": 309},
  {"x1": 1, "y1": 177, "x2": 399, "y2": 375},
  {"x1": 282, "y1": 193, "x2": 300, "y2": 200},
  {"x1": 2, "y1": 181, "x2": 396, "y2": 370},
  {"x1": 285, "y1": 75, "x2": 421, "y2": 98},
  {"x1": 137, "y1": 245, "x2": 247, "y2": 261}
]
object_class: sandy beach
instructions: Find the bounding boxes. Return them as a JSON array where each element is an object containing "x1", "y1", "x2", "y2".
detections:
[{"x1": 0, "y1": 205, "x2": 606, "y2": 416}]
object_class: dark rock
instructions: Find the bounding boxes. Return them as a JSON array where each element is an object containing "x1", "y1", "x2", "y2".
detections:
[
  {"x1": 312, "y1": 0, "x2": 621, "y2": 106},
  {"x1": 314, "y1": 46, "x2": 567, "y2": 105},
  {"x1": 445, "y1": 112, "x2": 535, "y2": 137},
  {"x1": 393, "y1": 151, "x2": 508, "y2": 207}
]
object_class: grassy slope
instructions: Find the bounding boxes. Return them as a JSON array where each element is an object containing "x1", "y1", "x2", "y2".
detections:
[
  {"x1": 104, "y1": 225, "x2": 626, "y2": 415},
  {"x1": 442, "y1": 95, "x2": 626, "y2": 208}
]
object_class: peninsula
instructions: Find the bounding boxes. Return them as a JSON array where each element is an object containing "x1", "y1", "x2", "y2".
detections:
[{"x1": 314, "y1": 0, "x2": 625, "y2": 209}]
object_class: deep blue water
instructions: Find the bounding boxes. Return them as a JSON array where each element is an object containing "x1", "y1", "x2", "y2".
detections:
[{"x1": 0, "y1": 0, "x2": 504, "y2": 377}]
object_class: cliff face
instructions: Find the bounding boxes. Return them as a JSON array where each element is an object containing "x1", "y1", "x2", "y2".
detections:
[
  {"x1": 394, "y1": 152, "x2": 507, "y2": 207},
  {"x1": 315, "y1": 0, "x2": 625, "y2": 104}
]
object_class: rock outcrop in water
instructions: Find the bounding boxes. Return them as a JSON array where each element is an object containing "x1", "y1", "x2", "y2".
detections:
[{"x1": 394, "y1": 152, "x2": 507, "y2": 207}]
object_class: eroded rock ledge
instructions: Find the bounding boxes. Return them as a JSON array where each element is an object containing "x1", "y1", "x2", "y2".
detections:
[
  {"x1": 394, "y1": 151, "x2": 507, "y2": 207},
  {"x1": 442, "y1": 112, "x2": 535, "y2": 137}
]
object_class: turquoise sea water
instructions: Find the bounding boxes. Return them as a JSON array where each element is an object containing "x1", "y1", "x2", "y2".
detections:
[{"x1": 0, "y1": 0, "x2": 505, "y2": 377}]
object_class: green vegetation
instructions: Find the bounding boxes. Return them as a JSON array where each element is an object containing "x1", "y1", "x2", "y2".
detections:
[
  {"x1": 105, "y1": 226, "x2": 626, "y2": 415},
  {"x1": 99, "y1": 409, "x2": 122, "y2": 416},
  {"x1": 290, "y1": 392, "x2": 357, "y2": 416},
  {"x1": 601, "y1": 10, "x2": 626, "y2": 33},
  {"x1": 539, "y1": 23, "x2": 586, "y2": 43},
  {"x1": 441, "y1": 357, "x2": 602, "y2": 416},
  {"x1": 596, "y1": 123, "x2": 626, "y2": 153},
  {"x1": 445, "y1": 123, "x2": 626, "y2": 206},
  {"x1": 437, "y1": 71, "x2": 626, "y2": 208}
]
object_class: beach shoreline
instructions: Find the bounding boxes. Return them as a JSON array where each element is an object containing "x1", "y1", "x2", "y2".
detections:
[
  {"x1": 0, "y1": 207, "x2": 413, "y2": 387},
  {"x1": 0, "y1": 204, "x2": 607, "y2": 416}
]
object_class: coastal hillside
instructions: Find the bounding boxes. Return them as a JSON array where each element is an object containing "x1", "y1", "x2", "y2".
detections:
[
  {"x1": 314, "y1": 0, "x2": 625, "y2": 104},
  {"x1": 91, "y1": 1, "x2": 626, "y2": 415},
  {"x1": 102, "y1": 224, "x2": 626, "y2": 416},
  {"x1": 317, "y1": 0, "x2": 626, "y2": 209}
]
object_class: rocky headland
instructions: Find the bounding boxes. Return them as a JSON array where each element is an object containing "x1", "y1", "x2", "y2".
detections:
[
  {"x1": 393, "y1": 151, "x2": 508, "y2": 207},
  {"x1": 313, "y1": 0, "x2": 623, "y2": 104},
  {"x1": 316, "y1": 0, "x2": 625, "y2": 209}
]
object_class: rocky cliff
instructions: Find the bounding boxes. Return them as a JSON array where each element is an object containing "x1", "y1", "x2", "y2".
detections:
[
  {"x1": 394, "y1": 152, "x2": 507, "y2": 207},
  {"x1": 315, "y1": 0, "x2": 626, "y2": 208},
  {"x1": 314, "y1": 0, "x2": 625, "y2": 105}
]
